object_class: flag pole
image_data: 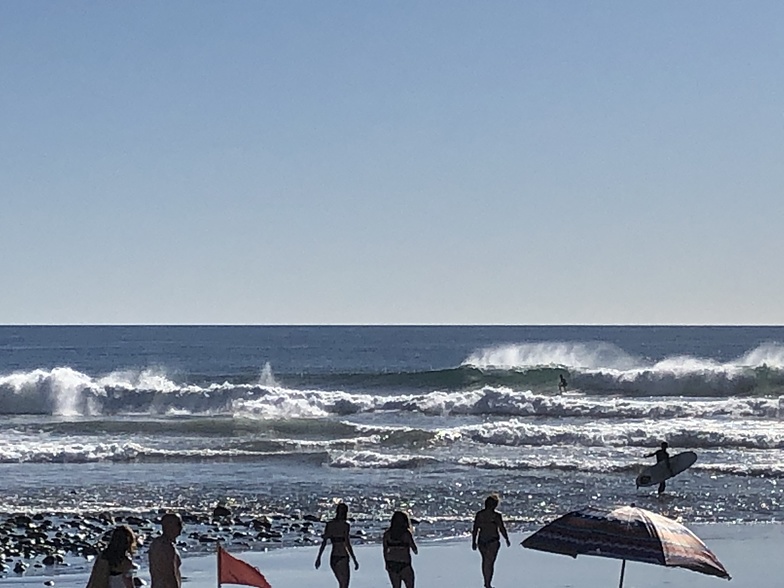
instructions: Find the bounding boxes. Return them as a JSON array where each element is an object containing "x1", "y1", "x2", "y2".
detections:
[
  {"x1": 217, "y1": 541, "x2": 222, "y2": 588},
  {"x1": 618, "y1": 559, "x2": 626, "y2": 588}
]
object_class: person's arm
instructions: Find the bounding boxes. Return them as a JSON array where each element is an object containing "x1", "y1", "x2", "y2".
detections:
[
  {"x1": 497, "y1": 513, "x2": 510, "y2": 547},
  {"x1": 471, "y1": 513, "x2": 479, "y2": 551},
  {"x1": 86, "y1": 556, "x2": 109, "y2": 588},
  {"x1": 150, "y1": 540, "x2": 179, "y2": 588},
  {"x1": 644, "y1": 451, "x2": 655, "y2": 458},
  {"x1": 315, "y1": 534, "x2": 327, "y2": 569},
  {"x1": 408, "y1": 530, "x2": 418, "y2": 555},
  {"x1": 345, "y1": 524, "x2": 359, "y2": 570}
]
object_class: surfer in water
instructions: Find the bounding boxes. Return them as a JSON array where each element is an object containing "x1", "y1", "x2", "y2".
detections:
[
  {"x1": 558, "y1": 374, "x2": 568, "y2": 394},
  {"x1": 315, "y1": 503, "x2": 359, "y2": 588},
  {"x1": 472, "y1": 494, "x2": 510, "y2": 588},
  {"x1": 645, "y1": 441, "x2": 672, "y2": 494}
]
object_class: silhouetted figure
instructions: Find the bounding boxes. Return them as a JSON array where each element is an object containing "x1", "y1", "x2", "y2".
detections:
[
  {"x1": 149, "y1": 513, "x2": 183, "y2": 588},
  {"x1": 472, "y1": 494, "x2": 510, "y2": 588},
  {"x1": 645, "y1": 441, "x2": 672, "y2": 495},
  {"x1": 86, "y1": 525, "x2": 138, "y2": 588},
  {"x1": 383, "y1": 511, "x2": 418, "y2": 588},
  {"x1": 315, "y1": 503, "x2": 359, "y2": 588},
  {"x1": 558, "y1": 374, "x2": 568, "y2": 394}
]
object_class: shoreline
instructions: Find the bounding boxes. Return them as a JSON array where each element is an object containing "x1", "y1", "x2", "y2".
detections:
[{"x1": 4, "y1": 522, "x2": 784, "y2": 588}]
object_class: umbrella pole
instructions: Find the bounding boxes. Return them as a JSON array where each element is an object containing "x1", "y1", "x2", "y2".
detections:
[{"x1": 618, "y1": 559, "x2": 626, "y2": 588}]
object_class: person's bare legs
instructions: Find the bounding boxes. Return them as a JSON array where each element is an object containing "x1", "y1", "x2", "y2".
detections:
[
  {"x1": 387, "y1": 569, "x2": 403, "y2": 588},
  {"x1": 400, "y1": 565, "x2": 415, "y2": 588},
  {"x1": 330, "y1": 557, "x2": 350, "y2": 588},
  {"x1": 479, "y1": 541, "x2": 500, "y2": 588}
]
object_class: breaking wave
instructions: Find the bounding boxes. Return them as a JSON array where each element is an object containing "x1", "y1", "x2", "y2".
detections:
[{"x1": 1, "y1": 369, "x2": 783, "y2": 419}]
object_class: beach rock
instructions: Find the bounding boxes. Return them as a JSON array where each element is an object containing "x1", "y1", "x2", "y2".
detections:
[
  {"x1": 303, "y1": 514, "x2": 320, "y2": 522},
  {"x1": 251, "y1": 517, "x2": 271, "y2": 530},
  {"x1": 42, "y1": 555, "x2": 56, "y2": 566},
  {"x1": 44, "y1": 581, "x2": 54, "y2": 586},
  {"x1": 14, "y1": 561, "x2": 27, "y2": 574},
  {"x1": 212, "y1": 506, "x2": 231, "y2": 518}
]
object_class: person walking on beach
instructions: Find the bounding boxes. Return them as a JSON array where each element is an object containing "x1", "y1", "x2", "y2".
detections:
[
  {"x1": 315, "y1": 503, "x2": 359, "y2": 588},
  {"x1": 86, "y1": 525, "x2": 138, "y2": 588},
  {"x1": 472, "y1": 494, "x2": 510, "y2": 588},
  {"x1": 383, "y1": 511, "x2": 418, "y2": 588},
  {"x1": 149, "y1": 513, "x2": 183, "y2": 588},
  {"x1": 645, "y1": 441, "x2": 672, "y2": 495}
]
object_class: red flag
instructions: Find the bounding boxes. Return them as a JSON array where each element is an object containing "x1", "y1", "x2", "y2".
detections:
[{"x1": 218, "y1": 545, "x2": 272, "y2": 588}]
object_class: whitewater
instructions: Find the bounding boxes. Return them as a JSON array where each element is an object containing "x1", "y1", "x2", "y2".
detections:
[{"x1": 0, "y1": 325, "x2": 782, "y2": 546}]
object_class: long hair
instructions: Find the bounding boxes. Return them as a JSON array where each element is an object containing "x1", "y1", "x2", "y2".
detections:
[
  {"x1": 388, "y1": 511, "x2": 411, "y2": 541},
  {"x1": 101, "y1": 525, "x2": 137, "y2": 568},
  {"x1": 335, "y1": 503, "x2": 348, "y2": 521}
]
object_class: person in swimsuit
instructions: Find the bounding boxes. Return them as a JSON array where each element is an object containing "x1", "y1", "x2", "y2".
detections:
[
  {"x1": 558, "y1": 374, "x2": 568, "y2": 394},
  {"x1": 472, "y1": 494, "x2": 510, "y2": 588},
  {"x1": 149, "y1": 513, "x2": 183, "y2": 588},
  {"x1": 645, "y1": 441, "x2": 672, "y2": 495},
  {"x1": 86, "y1": 525, "x2": 138, "y2": 588},
  {"x1": 383, "y1": 511, "x2": 418, "y2": 588},
  {"x1": 315, "y1": 503, "x2": 359, "y2": 588}
]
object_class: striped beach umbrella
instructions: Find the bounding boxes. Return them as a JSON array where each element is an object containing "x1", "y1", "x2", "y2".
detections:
[{"x1": 521, "y1": 505, "x2": 730, "y2": 587}]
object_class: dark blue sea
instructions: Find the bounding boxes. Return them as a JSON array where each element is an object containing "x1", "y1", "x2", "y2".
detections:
[{"x1": 1, "y1": 326, "x2": 782, "y2": 548}]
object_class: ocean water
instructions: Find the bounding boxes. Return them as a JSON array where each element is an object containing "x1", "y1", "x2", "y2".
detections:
[{"x1": 1, "y1": 326, "x2": 783, "y2": 545}]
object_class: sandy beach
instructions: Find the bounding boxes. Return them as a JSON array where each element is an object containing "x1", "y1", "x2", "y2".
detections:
[{"x1": 6, "y1": 523, "x2": 782, "y2": 588}]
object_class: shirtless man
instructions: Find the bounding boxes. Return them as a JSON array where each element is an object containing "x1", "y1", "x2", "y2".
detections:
[
  {"x1": 149, "y1": 513, "x2": 183, "y2": 588},
  {"x1": 472, "y1": 495, "x2": 510, "y2": 588}
]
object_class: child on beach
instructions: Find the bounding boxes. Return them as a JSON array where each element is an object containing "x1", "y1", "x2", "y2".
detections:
[
  {"x1": 86, "y1": 525, "x2": 138, "y2": 588},
  {"x1": 383, "y1": 511, "x2": 418, "y2": 588},
  {"x1": 315, "y1": 503, "x2": 359, "y2": 588},
  {"x1": 472, "y1": 494, "x2": 510, "y2": 588}
]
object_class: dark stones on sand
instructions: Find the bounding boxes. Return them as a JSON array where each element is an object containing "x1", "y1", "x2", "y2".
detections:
[
  {"x1": 44, "y1": 581, "x2": 55, "y2": 586},
  {"x1": 212, "y1": 505, "x2": 232, "y2": 518},
  {"x1": 14, "y1": 561, "x2": 27, "y2": 574},
  {"x1": 303, "y1": 514, "x2": 320, "y2": 522},
  {"x1": 251, "y1": 517, "x2": 271, "y2": 530}
]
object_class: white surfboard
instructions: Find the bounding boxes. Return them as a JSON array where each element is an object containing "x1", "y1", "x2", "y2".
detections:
[{"x1": 636, "y1": 451, "x2": 697, "y2": 487}]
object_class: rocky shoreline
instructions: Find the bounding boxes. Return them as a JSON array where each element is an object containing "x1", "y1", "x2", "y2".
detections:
[{"x1": 0, "y1": 506, "x2": 376, "y2": 580}]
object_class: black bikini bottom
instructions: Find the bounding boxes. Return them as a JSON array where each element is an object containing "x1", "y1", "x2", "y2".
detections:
[{"x1": 386, "y1": 561, "x2": 411, "y2": 574}]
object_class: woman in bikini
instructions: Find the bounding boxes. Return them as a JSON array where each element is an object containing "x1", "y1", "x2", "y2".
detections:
[
  {"x1": 472, "y1": 494, "x2": 510, "y2": 588},
  {"x1": 86, "y1": 525, "x2": 138, "y2": 588},
  {"x1": 315, "y1": 503, "x2": 359, "y2": 588},
  {"x1": 383, "y1": 511, "x2": 418, "y2": 588}
]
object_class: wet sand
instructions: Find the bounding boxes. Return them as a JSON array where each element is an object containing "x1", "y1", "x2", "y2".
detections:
[{"x1": 6, "y1": 523, "x2": 783, "y2": 588}]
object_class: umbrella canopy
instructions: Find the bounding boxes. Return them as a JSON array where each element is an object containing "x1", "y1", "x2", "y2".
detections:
[{"x1": 522, "y1": 505, "x2": 730, "y2": 585}]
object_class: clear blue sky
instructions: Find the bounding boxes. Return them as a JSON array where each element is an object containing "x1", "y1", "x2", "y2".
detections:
[{"x1": 2, "y1": 2, "x2": 782, "y2": 324}]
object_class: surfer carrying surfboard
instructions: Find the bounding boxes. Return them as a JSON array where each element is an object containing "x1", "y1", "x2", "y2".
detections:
[{"x1": 644, "y1": 441, "x2": 672, "y2": 494}]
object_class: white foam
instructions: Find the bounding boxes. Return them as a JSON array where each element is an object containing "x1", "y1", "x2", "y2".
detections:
[
  {"x1": 329, "y1": 450, "x2": 438, "y2": 469},
  {"x1": 463, "y1": 342, "x2": 638, "y2": 370}
]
